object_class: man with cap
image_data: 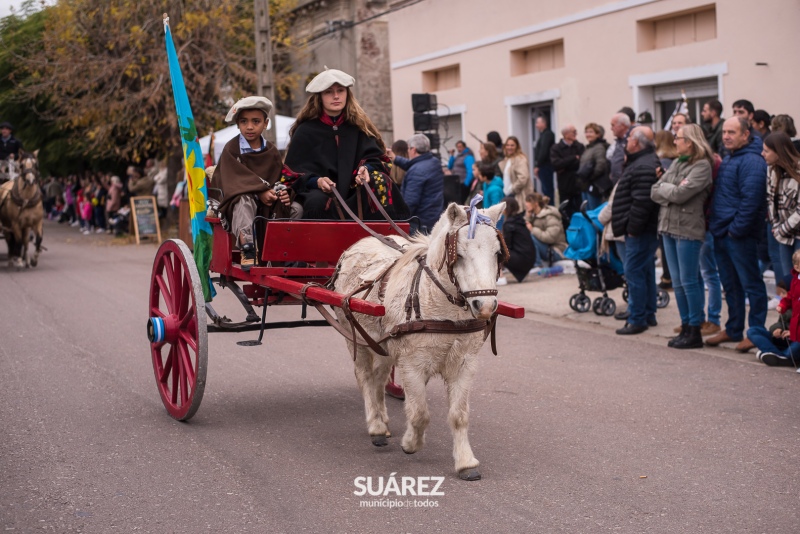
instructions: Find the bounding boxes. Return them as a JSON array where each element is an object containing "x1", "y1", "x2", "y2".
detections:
[
  {"x1": 285, "y1": 67, "x2": 408, "y2": 221},
  {"x1": 0, "y1": 122, "x2": 23, "y2": 161},
  {"x1": 213, "y1": 96, "x2": 303, "y2": 270}
]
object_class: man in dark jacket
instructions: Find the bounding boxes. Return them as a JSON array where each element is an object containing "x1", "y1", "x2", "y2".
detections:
[
  {"x1": 701, "y1": 99, "x2": 724, "y2": 154},
  {"x1": 705, "y1": 117, "x2": 768, "y2": 350},
  {"x1": 550, "y1": 124, "x2": 584, "y2": 220},
  {"x1": 0, "y1": 122, "x2": 23, "y2": 161},
  {"x1": 395, "y1": 134, "x2": 444, "y2": 235},
  {"x1": 533, "y1": 115, "x2": 555, "y2": 205},
  {"x1": 611, "y1": 126, "x2": 661, "y2": 335}
]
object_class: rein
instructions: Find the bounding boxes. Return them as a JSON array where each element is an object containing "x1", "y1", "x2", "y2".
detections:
[{"x1": 312, "y1": 183, "x2": 506, "y2": 360}]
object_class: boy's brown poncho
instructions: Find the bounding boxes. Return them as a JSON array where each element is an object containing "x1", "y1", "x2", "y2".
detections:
[{"x1": 214, "y1": 136, "x2": 300, "y2": 223}]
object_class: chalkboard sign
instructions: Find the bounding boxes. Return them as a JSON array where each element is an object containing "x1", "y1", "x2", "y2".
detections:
[{"x1": 131, "y1": 196, "x2": 162, "y2": 244}]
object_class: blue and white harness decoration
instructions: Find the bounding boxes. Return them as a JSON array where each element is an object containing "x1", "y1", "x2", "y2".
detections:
[{"x1": 467, "y1": 195, "x2": 493, "y2": 239}]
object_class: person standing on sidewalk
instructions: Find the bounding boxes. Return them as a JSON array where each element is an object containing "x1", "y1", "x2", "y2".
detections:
[
  {"x1": 533, "y1": 116, "x2": 556, "y2": 205},
  {"x1": 650, "y1": 124, "x2": 713, "y2": 349},
  {"x1": 579, "y1": 123, "x2": 612, "y2": 211},
  {"x1": 500, "y1": 136, "x2": 532, "y2": 214},
  {"x1": 701, "y1": 99, "x2": 724, "y2": 155},
  {"x1": 550, "y1": 124, "x2": 585, "y2": 222},
  {"x1": 705, "y1": 117, "x2": 768, "y2": 351},
  {"x1": 611, "y1": 126, "x2": 661, "y2": 335},
  {"x1": 609, "y1": 113, "x2": 632, "y2": 185},
  {"x1": 395, "y1": 134, "x2": 444, "y2": 235},
  {"x1": 764, "y1": 132, "x2": 800, "y2": 292}
]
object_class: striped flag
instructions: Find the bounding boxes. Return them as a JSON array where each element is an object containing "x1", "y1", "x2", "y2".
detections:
[
  {"x1": 665, "y1": 89, "x2": 689, "y2": 131},
  {"x1": 163, "y1": 14, "x2": 215, "y2": 301}
]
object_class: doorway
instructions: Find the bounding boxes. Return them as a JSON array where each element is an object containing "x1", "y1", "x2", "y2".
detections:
[{"x1": 507, "y1": 90, "x2": 560, "y2": 195}]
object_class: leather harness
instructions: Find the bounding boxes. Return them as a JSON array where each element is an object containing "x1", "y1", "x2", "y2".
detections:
[
  {"x1": 10, "y1": 179, "x2": 41, "y2": 210},
  {"x1": 306, "y1": 183, "x2": 510, "y2": 361}
]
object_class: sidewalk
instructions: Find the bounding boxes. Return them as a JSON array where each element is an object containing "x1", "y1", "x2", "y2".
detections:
[{"x1": 496, "y1": 265, "x2": 786, "y2": 365}]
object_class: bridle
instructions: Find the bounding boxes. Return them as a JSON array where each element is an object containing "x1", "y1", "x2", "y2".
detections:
[
  {"x1": 19, "y1": 153, "x2": 38, "y2": 184},
  {"x1": 441, "y1": 222, "x2": 510, "y2": 307}
]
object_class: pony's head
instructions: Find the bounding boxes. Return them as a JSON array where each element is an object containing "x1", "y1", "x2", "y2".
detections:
[
  {"x1": 19, "y1": 150, "x2": 40, "y2": 186},
  {"x1": 432, "y1": 201, "x2": 507, "y2": 320}
]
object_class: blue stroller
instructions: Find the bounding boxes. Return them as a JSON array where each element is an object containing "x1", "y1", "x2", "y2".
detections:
[{"x1": 563, "y1": 201, "x2": 669, "y2": 316}]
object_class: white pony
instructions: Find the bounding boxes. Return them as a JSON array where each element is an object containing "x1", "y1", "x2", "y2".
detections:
[{"x1": 332, "y1": 201, "x2": 506, "y2": 481}]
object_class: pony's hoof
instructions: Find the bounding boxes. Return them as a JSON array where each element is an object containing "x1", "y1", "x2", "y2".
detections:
[
  {"x1": 458, "y1": 468, "x2": 481, "y2": 481},
  {"x1": 401, "y1": 446, "x2": 415, "y2": 455},
  {"x1": 371, "y1": 435, "x2": 388, "y2": 447},
  {"x1": 29, "y1": 257, "x2": 38, "y2": 268}
]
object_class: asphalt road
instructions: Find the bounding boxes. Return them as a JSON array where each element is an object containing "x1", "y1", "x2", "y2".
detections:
[{"x1": 1, "y1": 221, "x2": 799, "y2": 533}]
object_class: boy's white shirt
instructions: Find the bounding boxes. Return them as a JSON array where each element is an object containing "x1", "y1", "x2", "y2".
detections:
[{"x1": 238, "y1": 133, "x2": 266, "y2": 154}]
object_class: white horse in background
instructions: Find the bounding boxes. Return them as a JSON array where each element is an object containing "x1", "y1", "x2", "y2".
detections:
[
  {"x1": 0, "y1": 155, "x2": 19, "y2": 184},
  {"x1": 333, "y1": 201, "x2": 506, "y2": 481}
]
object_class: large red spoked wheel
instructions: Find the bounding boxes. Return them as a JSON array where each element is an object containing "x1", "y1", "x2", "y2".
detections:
[{"x1": 147, "y1": 239, "x2": 208, "y2": 421}]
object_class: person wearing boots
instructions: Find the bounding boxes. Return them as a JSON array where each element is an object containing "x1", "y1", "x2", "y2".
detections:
[
  {"x1": 611, "y1": 126, "x2": 661, "y2": 335},
  {"x1": 650, "y1": 124, "x2": 714, "y2": 349},
  {"x1": 214, "y1": 96, "x2": 303, "y2": 271}
]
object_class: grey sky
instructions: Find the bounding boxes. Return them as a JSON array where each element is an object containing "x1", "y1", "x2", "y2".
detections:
[{"x1": 0, "y1": 0, "x2": 52, "y2": 19}]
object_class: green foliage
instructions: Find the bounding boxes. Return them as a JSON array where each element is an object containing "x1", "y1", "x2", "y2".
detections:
[{"x1": 0, "y1": 0, "x2": 302, "y2": 174}]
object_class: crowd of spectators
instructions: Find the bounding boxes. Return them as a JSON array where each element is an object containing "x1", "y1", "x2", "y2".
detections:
[
  {"x1": 389, "y1": 98, "x2": 800, "y2": 371},
  {"x1": 41, "y1": 159, "x2": 171, "y2": 236}
]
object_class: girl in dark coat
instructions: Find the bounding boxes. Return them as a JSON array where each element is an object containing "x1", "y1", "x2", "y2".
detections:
[
  {"x1": 285, "y1": 68, "x2": 408, "y2": 221},
  {"x1": 500, "y1": 196, "x2": 536, "y2": 283}
]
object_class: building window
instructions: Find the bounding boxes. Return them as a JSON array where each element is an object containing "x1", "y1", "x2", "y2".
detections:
[
  {"x1": 422, "y1": 64, "x2": 460, "y2": 92},
  {"x1": 637, "y1": 4, "x2": 716, "y2": 52},
  {"x1": 510, "y1": 40, "x2": 565, "y2": 76},
  {"x1": 652, "y1": 77, "x2": 718, "y2": 128}
]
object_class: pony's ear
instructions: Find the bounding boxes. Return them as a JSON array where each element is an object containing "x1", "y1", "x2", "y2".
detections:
[
  {"x1": 33, "y1": 149, "x2": 39, "y2": 158},
  {"x1": 445, "y1": 202, "x2": 468, "y2": 227},
  {"x1": 485, "y1": 202, "x2": 506, "y2": 224}
]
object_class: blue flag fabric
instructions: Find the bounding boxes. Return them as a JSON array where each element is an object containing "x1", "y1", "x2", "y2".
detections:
[{"x1": 164, "y1": 17, "x2": 215, "y2": 301}]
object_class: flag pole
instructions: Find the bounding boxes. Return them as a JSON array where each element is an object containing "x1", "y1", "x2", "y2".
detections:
[{"x1": 163, "y1": 12, "x2": 216, "y2": 301}]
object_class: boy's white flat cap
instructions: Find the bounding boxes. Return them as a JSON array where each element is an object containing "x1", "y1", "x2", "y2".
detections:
[
  {"x1": 305, "y1": 67, "x2": 355, "y2": 93},
  {"x1": 225, "y1": 96, "x2": 273, "y2": 123}
]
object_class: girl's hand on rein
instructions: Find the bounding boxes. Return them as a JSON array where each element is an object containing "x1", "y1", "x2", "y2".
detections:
[
  {"x1": 318, "y1": 177, "x2": 335, "y2": 193},
  {"x1": 355, "y1": 166, "x2": 370, "y2": 186}
]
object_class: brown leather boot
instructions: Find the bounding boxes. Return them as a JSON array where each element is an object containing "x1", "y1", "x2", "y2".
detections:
[{"x1": 705, "y1": 331, "x2": 736, "y2": 346}]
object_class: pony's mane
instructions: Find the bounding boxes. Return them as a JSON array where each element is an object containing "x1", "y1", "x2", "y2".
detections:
[{"x1": 392, "y1": 232, "x2": 432, "y2": 272}]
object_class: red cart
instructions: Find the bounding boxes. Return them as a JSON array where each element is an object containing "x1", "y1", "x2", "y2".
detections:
[{"x1": 146, "y1": 213, "x2": 525, "y2": 421}]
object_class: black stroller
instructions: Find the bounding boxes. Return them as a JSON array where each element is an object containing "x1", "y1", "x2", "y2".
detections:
[{"x1": 562, "y1": 201, "x2": 669, "y2": 316}]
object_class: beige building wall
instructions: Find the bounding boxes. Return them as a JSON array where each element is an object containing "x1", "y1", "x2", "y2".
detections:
[
  {"x1": 288, "y1": 0, "x2": 394, "y2": 140},
  {"x1": 387, "y1": 0, "x2": 799, "y2": 166}
]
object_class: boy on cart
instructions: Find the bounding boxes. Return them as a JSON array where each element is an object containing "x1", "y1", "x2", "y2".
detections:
[{"x1": 214, "y1": 96, "x2": 302, "y2": 270}]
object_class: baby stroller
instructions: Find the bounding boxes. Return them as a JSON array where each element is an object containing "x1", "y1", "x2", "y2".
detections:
[{"x1": 562, "y1": 201, "x2": 669, "y2": 316}]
